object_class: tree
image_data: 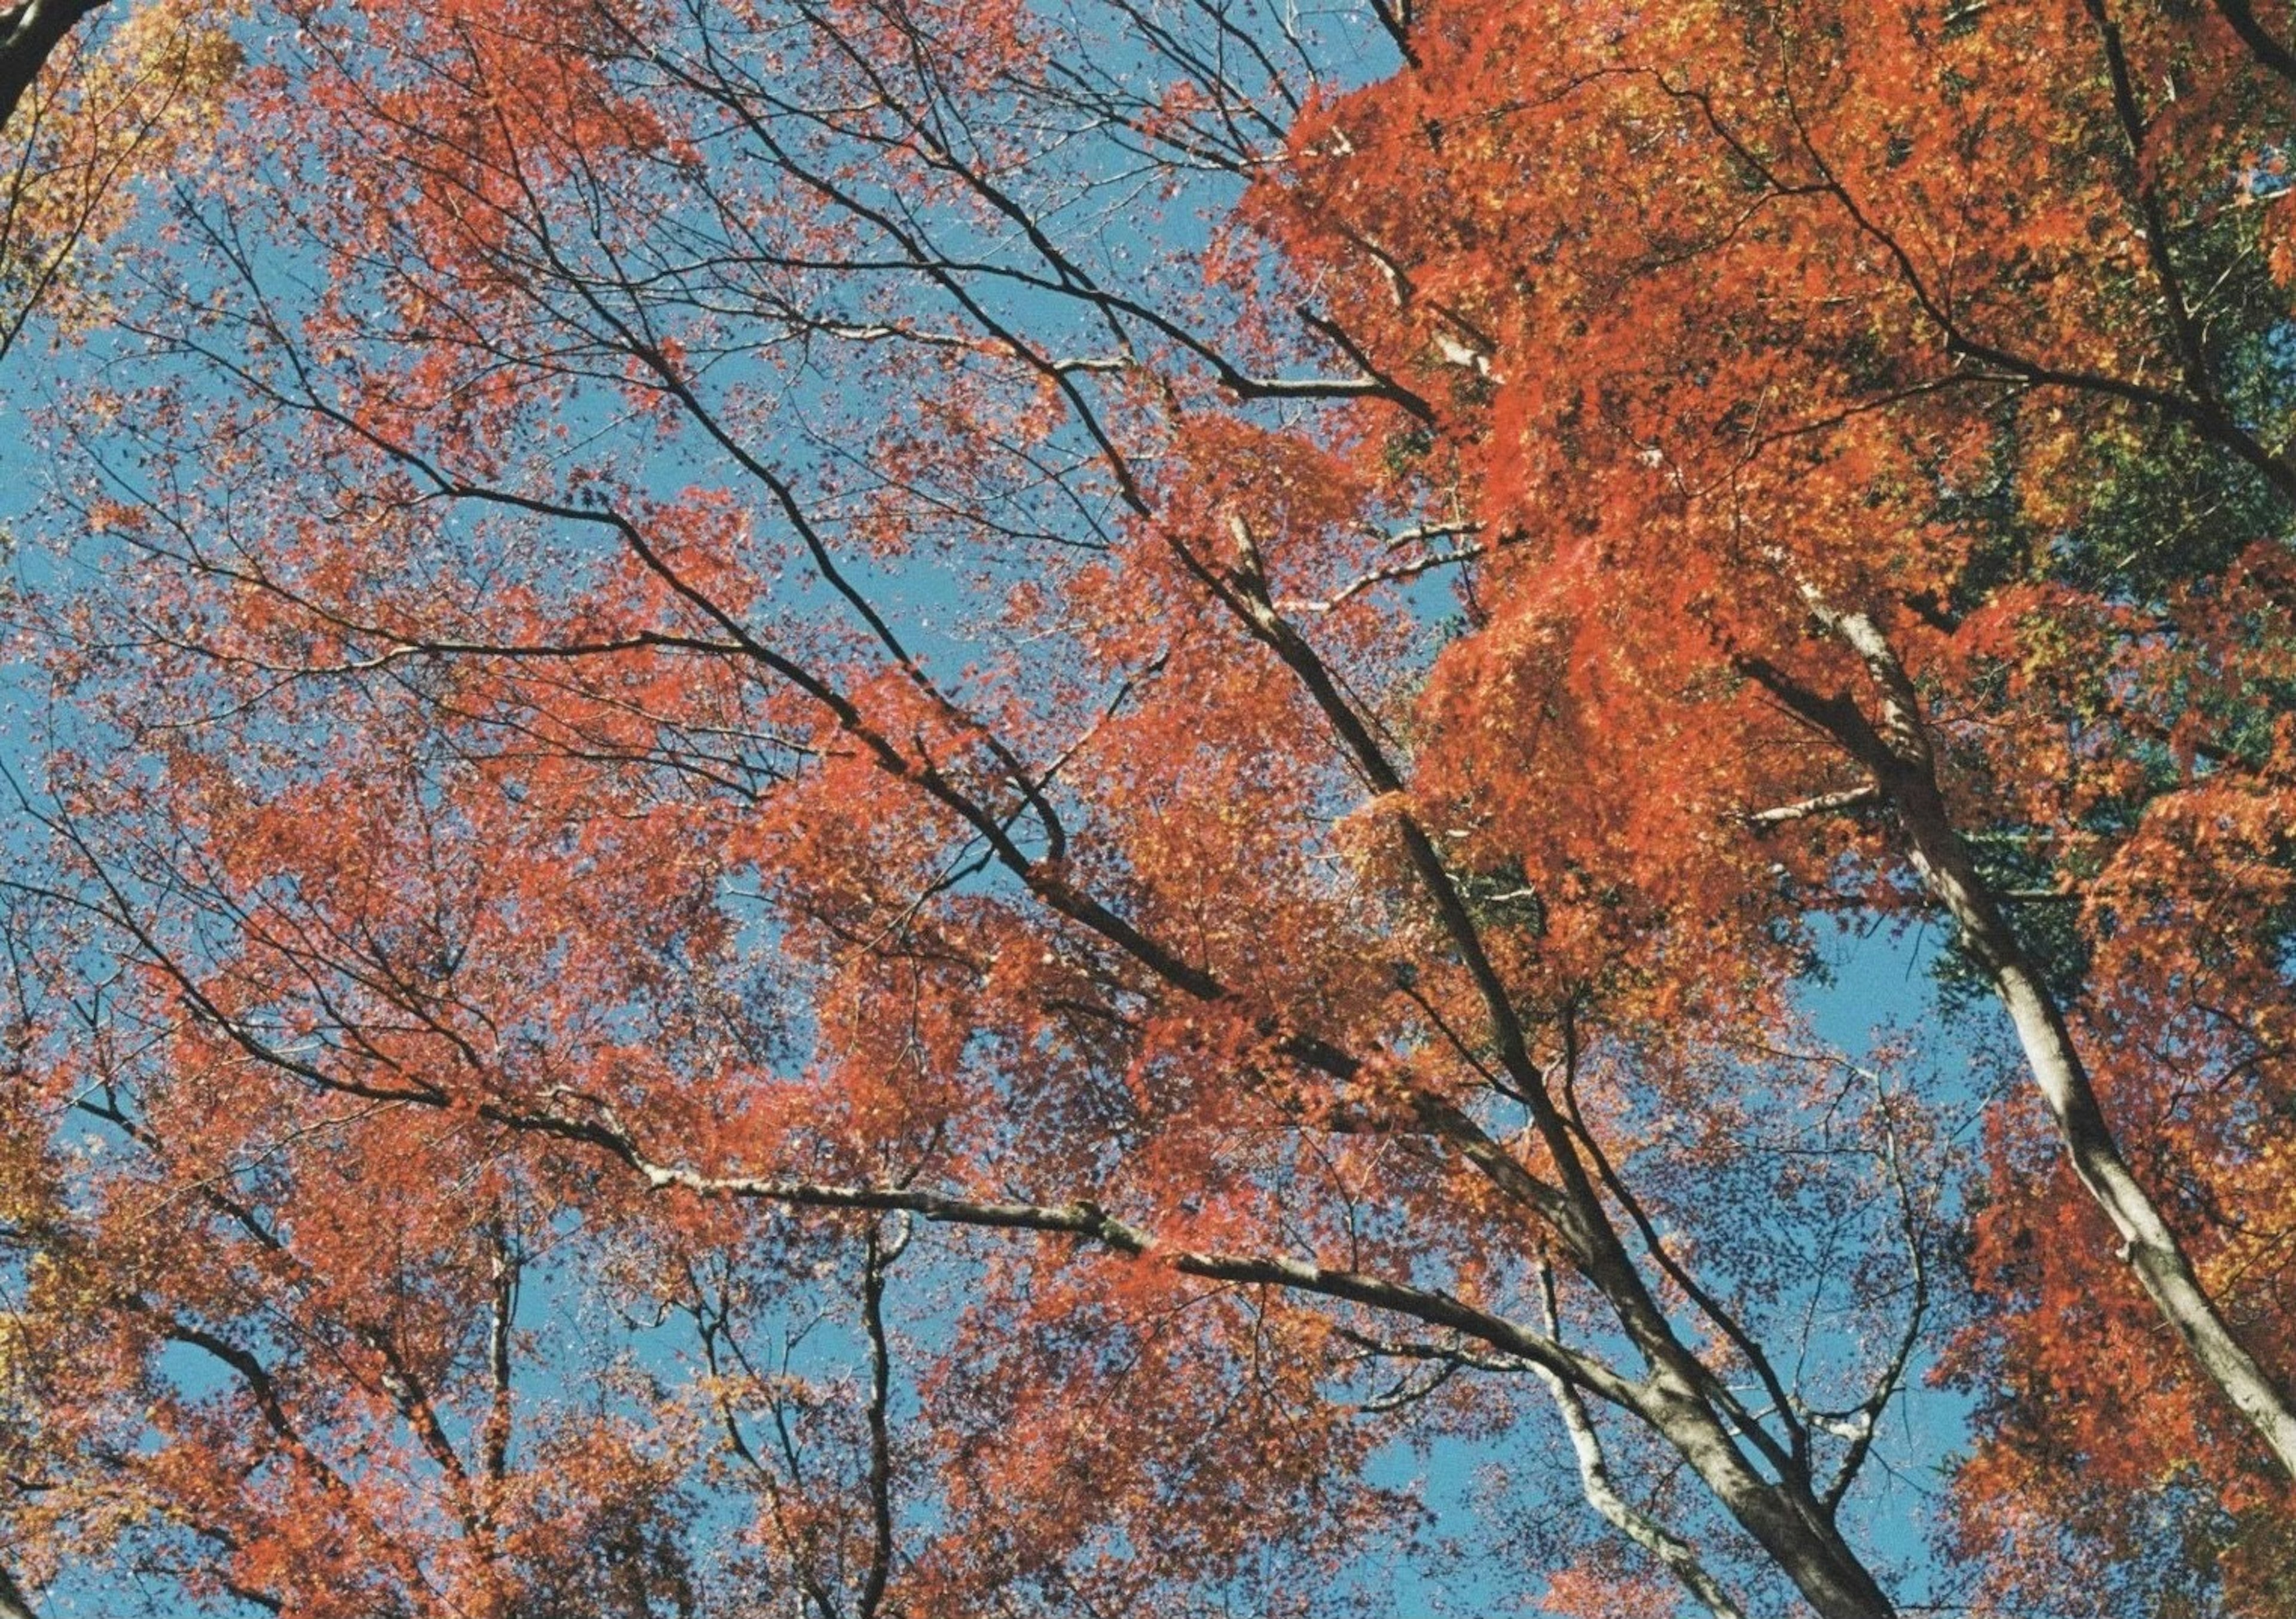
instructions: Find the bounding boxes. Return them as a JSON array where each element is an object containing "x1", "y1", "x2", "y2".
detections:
[
  {"x1": 1250, "y1": 0, "x2": 2296, "y2": 1591},
  {"x1": 0, "y1": 0, "x2": 245, "y2": 359},
  {"x1": 0, "y1": 1, "x2": 2292, "y2": 1615}
]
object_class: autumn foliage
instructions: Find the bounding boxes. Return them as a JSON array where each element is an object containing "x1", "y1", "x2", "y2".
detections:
[{"x1": 4, "y1": 1, "x2": 2296, "y2": 1615}]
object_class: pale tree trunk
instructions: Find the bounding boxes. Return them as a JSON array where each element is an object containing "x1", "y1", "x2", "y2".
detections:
[
  {"x1": 1632, "y1": 1372, "x2": 1897, "y2": 1619},
  {"x1": 1771, "y1": 600, "x2": 2296, "y2": 1480}
]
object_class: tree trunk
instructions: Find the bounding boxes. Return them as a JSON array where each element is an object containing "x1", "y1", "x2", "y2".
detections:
[
  {"x1": 0, "y1": 0, "x2": 105, "y2": 132},
  {"x1": 1818, "y1": 604, "x2": 2296, "y2": 1479}
]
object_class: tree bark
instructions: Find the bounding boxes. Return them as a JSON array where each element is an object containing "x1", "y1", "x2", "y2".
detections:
[
  {"x1": 0, "y1": 1560, "x2": 36, "y2": 1619},
  {"x1": 0, "y1": 0, "x2": 105, "y2": 132},
  {"x1": 1773, "y1": 602, "x2": 2296, "y2": 1480},
  {"x1": 1882, "y1": 745, "x2": 2296, "y2": 1476}
]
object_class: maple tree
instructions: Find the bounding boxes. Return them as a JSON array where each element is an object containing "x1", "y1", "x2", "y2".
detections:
[
  {"x1": 4, "y1": 1, "x2": 2296, "y2": 1616},
  {"x1": 0, "y1": 0, "x2": 245, "y2": 361}
]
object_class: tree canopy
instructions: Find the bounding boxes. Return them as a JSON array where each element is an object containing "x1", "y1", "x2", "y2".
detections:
[{"x1": 3, "y1": 2, "x2": 2296, "y2": 1616}]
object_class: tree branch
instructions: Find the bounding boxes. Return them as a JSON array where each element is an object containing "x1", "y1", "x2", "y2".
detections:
[
  {"x1": 1756, "y1": 588, "x2": 2296, "y2": 1479},
  {"x1": 1534, "y1": 1264, "x2": 1748, "y2": 1619},
  {"x1": 2213, "y1": 0, "x2": 2296, "y2": 91}
]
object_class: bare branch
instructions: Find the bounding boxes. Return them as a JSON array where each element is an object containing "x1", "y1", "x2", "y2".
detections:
[{"x1": 1744, "y1": 785, "x2": 1880, "y2": 829}]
